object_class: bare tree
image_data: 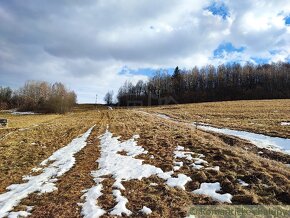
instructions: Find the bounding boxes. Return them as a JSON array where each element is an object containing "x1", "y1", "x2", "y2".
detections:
[
  {"x1": 116, "y1": 62, "x2": 290, "y2": 106},
  {"x1": 15, "y1": 81, "x2": 77, "y2": 113},
  {"x1": 104, "y1": 90, "x2": 114, "y2": 105}
]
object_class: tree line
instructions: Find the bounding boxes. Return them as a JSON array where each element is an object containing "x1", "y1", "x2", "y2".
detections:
[
  {"x1": 0, "y1": 81, "x2": 77, "y2": 113},
  {"x1": 117, "y1": 62, "x2": 290, "y2": 106}
]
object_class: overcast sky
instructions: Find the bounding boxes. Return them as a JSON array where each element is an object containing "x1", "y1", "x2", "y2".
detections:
[{"x1": 1, "y1": 0, "x2": 290, "y2": 103}]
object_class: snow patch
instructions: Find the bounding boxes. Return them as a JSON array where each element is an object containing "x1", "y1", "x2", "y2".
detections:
[
  {"x1": 0, "y1": 126, "x2": 95, "y2": 218},
  {"x1": 281, "y1": 122, "x2": 290, "y2": 126},
  {"x1": 147, "y1": 110, "x2": 290, "y2": 155},
  {"x1": 197, "y1": 154, "x2": 205, "y2": 158},
  {"x1": 174, "y1": 150, "x2": 194, "y2": 161},
  {"x1": 31, "y1": 167, "x2": 42, "y2": 172},
  {"x1": 110, "y1": 190, "x2": 132, "y2": 216},
  {"x1": 11, "y1": 111, "x2": 39, "y2": 115},
  {"x1": 113, "y1": 179, "x2": 125, "y2": 190},
  {"x1": 190, "y1": 157, "x2": 208, "y2": 170},
  {"x1": 7, "y1": 206, "x2": 33, "y2": 218},
  {"x1": 237, "y1": 179, "x2": 249, "y2": 187},
  {"x1": 81, "y1": 184, "x2": 106, "y2": 218},
  {"x1": 140, "y1": 206, "x2": 152, "y2": 215},
  {"x1": 192, "y1": 182, "x2": 232, "y2": 203},
  {"x1": 173, "y1": 161, "x2": 183, "y2": 171},
  {"x1": 193, "y1": 158, "x2": 208, "y2": 165},
  {"x1": 166, "y1": 174, "x2": 192, "y2": 190},
  {"x1": 81, "y1": 129, "x2": 192, "y2": 217},
  {"x1": 191, "y1": 163, "x2": 204, "y2": 170},
  {"x1": 7, "y1": 211, "x2": 30, "y2": 218},
  {"x1": 194, "y1": 123, "x2": 290, "y2": 155},
  {"x1": 176, "y1": 146, "x2": 185, "y2": 151},
  {"x1": 205, "y1": 166, "x2": 220, "y2": 171},
  {"x1": 156, "y1": 113, "x2": 171, "y2": 120},
  {"x1": 174, "y1": 145, "x2": 209, "y2": 171}
]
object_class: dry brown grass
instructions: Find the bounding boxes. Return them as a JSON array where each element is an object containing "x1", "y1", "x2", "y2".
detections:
[
  {"x1": 0, "y1": 103, "x2": 289, "y2": 217},
  {"x1": 0, "y1": 109, "x2": 102, "y2": 192},
  {"x1": 142, "y1": 99, "x2": 290, "y2": 138},
  {"x1": 0, "y1": 112, "x2": 60, "y2": 139},
  {"x1": 0, "y1": 112, "x2": 60, "y2": 129}
]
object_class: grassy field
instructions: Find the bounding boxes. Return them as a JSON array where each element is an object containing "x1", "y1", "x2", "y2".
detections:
[
  {"x1": 0, "y1": 100, "x2": 289, "y2": 217},
  {"x1": 142, "y1": 99, "x2": 290, "y2": 138}
]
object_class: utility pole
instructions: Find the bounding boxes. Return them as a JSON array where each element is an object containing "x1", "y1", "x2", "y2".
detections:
[
  {"x1": 95, "y1": 94, "x2": 98, "y2": 109},
  {"x1": 148, "y1": 90, "x2": 151, "y2": 106},
  {"x1": 61, "y1": 94, "x2": 64, "y2": 114}
]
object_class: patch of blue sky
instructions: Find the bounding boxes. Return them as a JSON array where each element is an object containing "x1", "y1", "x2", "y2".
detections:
[
  {"x1": 269, "y1": 50, "x2": 280, "y2": 55},
  {"x1": 119, "y1": 66, "x2": 175, "y2": 77},
  {"x1": 251, "y1": 57, "x2": 271, "y2": 64},
  {"x1": 284, "y1": 15, "x2": 290, "y2": 25},
  {"x1": 213, "y1": 42, "x2": 245, "y2": 58},
  {"x1": 205, "y1": 1, "x2": 230, "y2": 19}
]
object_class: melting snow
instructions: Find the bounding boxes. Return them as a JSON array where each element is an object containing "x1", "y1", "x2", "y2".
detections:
[
  {"x1": 110, "y1": 190, "x2": 132, "y2": 216},
  {"x1": 31, "y1": 167, "x2": 42, "y2": 172},
  {"x1": 190, "y1": 157, "x2": 208, "y2": 170},
  {"x1": 174, "y1": 150, "x2": 194, "y2": 161},
  {"x1": 81, "y1": 183, "x2": 105, "y2": 218},
  {"x1": 140, "y1": 206, "x2": 152, "y2": 215},
  {"x1": 11, "y1": 111, "x2": 39, "y2": 115},
  {"x1": 192, "y1": 182, "x2": 232, "y2": 203},
  {"x1": 7, "y1": 211, "x2": 30, "y2": 218},
  {"x1": 176, "y1": 146, "x2": 185, "y2": 151},
  {"x1": 191, "y1": 163, "x2": 204, "y2": 170},
  {"x1": 195, "y1": 123, "x2": 290, "y2": 155},
  {"x1": 82, "y1": 129, "x2": 191, "y2": 217},
  {"x1": 0, "y1": 126, "x2": 95, "y2": 218},
  {"x1": 156, "y1": 113, "x2": 171, "y2": 120},
  {"x1": 193, "y1": 158, "x2": 208, "y2": 165},
  {"x1": 237, "y1": 179, "x2": 249, "y2": 187},
  {"x1": 166, "y1": 174, "x2": 192, "y2": 190},
  {"x1": 281, "y1": 122, "x2": 290, "y2": 126},
  {"x1": 197, "y1": 154, "x2": 205, "y2": 158},
  {"x1": 173, "y1": 161, "x2": 183, "y2": 171},
  {"x1": 174, "y1": 146, "x2": 209, "y2": 171},
  {"x1": 205, "y1": 166, "x2": 220, "y2": 171},
  {"x1": 7, "y1": 206, "x2": 33, "y2": 218},
  {"x1": 146, "y1": 111, "x2": 290, "y2": 155}
]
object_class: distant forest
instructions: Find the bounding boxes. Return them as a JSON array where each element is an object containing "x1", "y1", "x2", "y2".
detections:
[
  {"x1": 0, "y1": 81, "x2": 76, "y2": 113},
  {"x1": 117, "y1": 62, "x2": 290, "y2": 106}
]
